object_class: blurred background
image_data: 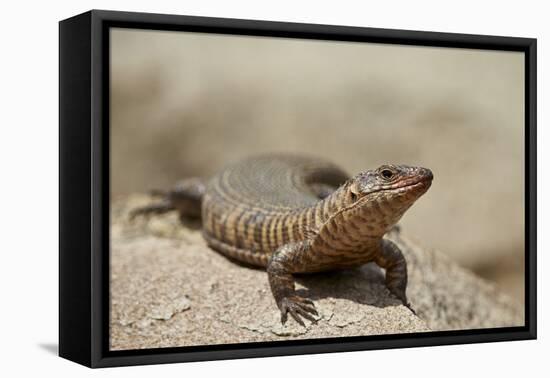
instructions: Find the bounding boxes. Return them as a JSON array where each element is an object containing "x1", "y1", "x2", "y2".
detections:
[{"x1": 110, "y1": 28, "x2": 525, "y2": 301}]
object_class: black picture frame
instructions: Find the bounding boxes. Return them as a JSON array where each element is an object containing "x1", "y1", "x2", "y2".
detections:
[{"x1": 59, "y1": 9, "x2": 537, "y2": 368}]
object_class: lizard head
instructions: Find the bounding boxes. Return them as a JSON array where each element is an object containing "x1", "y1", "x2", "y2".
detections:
[
  {"x1": 341, "y1": 164, "x2": 433, "y2": 235},
  {"x1": 349, "y1": 164, "x2": 433, "y2": 201}
]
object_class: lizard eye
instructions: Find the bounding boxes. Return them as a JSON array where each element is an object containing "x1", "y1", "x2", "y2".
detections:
[
  {"x1": 381, "y1": 169, "x2": 394, "y2": 180},
  {"x1": 350, "y1": 192, "x2": 358, "y2": 202}
]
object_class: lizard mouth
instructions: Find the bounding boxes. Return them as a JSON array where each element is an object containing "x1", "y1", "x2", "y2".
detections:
[
  {"x1": 399, "y1": 178, "x2": 432, "y2": 191},
  {"x1": 384, "y1": 168, "x2": 433, "y2": 193},
  {"x1": 365, "y1": 175, "x2": 432, "y2": 197},
  {"x1": 390, "y1": 177, "x2": 433, "y2": 199}
]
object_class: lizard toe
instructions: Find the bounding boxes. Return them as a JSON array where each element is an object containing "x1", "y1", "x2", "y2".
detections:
[{"x1": 279, "y1": 296, "x2": 318, "y2": 326}]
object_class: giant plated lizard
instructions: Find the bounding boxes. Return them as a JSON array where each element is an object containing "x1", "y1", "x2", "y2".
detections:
[{"x1": 131, "y1": 155, "x2": 433, "y2": 325}]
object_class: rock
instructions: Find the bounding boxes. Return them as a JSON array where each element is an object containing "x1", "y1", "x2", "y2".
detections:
[
  {"x1": 109, "y1": 195, "x2": 523, "y2": 351},
  {"x1": 149, "y1": 296, "x2": 191, "y2": 320}
]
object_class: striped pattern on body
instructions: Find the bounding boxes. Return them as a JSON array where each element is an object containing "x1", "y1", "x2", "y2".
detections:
[{"x1": 201, "y1": 155, "x2": 387, "y2": 270}]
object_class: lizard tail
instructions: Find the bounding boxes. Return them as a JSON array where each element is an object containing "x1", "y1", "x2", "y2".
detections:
[{"x1": 130, "y1": 177, "x2": 206, "y2": 221}]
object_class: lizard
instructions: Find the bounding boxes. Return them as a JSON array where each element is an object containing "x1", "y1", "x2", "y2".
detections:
[{"x1": 130, "y1": 154, "x2": 433, "y2": 326}]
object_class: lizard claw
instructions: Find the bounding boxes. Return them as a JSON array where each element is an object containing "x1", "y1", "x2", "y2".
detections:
[
  {"x1": 405, "y1": 302, "x2": 417, "y2": 316},
  {"x1": 279, "y1": 296, "x2": 318, "y2": 326},
  {"x1": 388, "y1": 289, "x2": 417, "y2": 316}
]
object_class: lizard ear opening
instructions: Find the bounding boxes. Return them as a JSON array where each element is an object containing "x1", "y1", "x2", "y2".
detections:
[{"x1": 349, "y1": 182, "x2": 361, "y2": 201}]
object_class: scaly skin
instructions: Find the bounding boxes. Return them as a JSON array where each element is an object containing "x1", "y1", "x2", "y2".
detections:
[{"x1": 131, "y1": 154, "x2": 433, "y2": 326}]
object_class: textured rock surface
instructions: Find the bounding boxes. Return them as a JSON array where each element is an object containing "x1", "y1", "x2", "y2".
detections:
[{"x1": 110, "y1": 195, "x2": 524, "y2": 351}]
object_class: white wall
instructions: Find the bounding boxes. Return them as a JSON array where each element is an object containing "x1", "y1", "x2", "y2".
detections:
[{"x1": 1, "y1": 0, "x2": 546, "y2": 376}]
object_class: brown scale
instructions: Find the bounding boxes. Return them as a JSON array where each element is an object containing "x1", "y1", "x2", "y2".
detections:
[{"x1": 131, "y1": 154, "x2": 433, "y2": 326}]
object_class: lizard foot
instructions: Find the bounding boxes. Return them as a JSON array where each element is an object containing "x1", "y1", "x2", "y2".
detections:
[{"x1": 279, "y1": 296, "x2": 318, "y2": 326}]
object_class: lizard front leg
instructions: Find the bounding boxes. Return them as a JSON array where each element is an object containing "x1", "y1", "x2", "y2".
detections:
[
  {"x1": 374, "y1": 239, "x2": 413, "y2": 312},
  {"x1": 267, "y1": 241, "x2": 319, "y2": 326}
]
